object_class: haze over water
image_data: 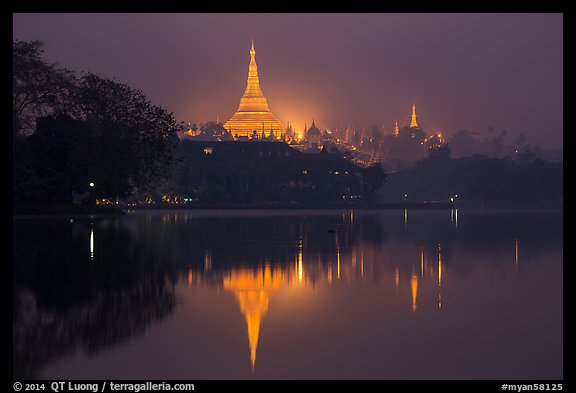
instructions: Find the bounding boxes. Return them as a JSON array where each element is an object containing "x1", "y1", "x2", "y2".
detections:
[{"x1": 13, "y1": 209, "x2": 562, "y2": 379}]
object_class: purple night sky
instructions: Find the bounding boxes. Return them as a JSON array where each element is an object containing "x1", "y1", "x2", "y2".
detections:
[{"x1": 13, "y1": 13, "x2": 563, "y2": 149}]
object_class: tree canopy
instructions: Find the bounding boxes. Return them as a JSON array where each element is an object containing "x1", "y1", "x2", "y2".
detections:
[
  {"x1": 13, "y1": 40, "x2": 76, "y2": 136},
  {"x1": 13, "y1": 40, "x2": 180, "y2": 206}
]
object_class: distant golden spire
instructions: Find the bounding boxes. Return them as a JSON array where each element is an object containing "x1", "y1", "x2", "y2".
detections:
[
  {"x1": 224, "y1": 40, "x2": 284, "y2": 137},
  {"x1": 410, "y1": 103, "x2": 419, "y2": 128},
  {"x1": 394, "y1": 119, "x2": 399, "y2": 136}
]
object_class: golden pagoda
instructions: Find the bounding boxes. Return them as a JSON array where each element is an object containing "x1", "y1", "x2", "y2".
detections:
[
  {"x1": 410, "y1": 103, "x2": 420, "y2": 129},
  {"x1": 224, "y1": 40, "x2": 285, "y2": 138}
]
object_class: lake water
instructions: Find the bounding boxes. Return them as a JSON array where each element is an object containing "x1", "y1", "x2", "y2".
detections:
[{"x1": 13, "y1": 209, "x2": 563, "y2": 380}]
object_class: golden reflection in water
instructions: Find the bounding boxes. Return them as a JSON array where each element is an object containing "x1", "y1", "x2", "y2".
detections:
[
  {"x1": 420, "y1": 245, "x2": 425, "y2": 278},
  {"x1": 223, "y1": 266, "x2": 290, "y2": 371},
  {"x1": 350, "y1": 209, "x2": 354, "y2": 228},
  {"x1": 438, "y1": 243, "x2": 443, "y2": 286},
  {"x1": 204, "y1": 250, "x2": 212, "y2": 271},
  {"x1": 438, "y1": 293, "x2": 442, "y2": 309},
  {"x1": 411, "y1": 270, "x2": 418, "y2": 312},
  {"x1": 297, "y1": 237, "x2": 304, "y2": 282},
  {"x1": 89, "y1": 223, "x2": 94, "y2": 261},
  {"x1": 438, "y1": 243, "x2": 443, "y2": 309},
  {"x1": 184, "y1": 237, "x2": 451, "y2": 369},
  {"x1": 336, "y1": 232, "x2": 341, "y2": 280},
  {"x1": 298, "y1": 249, "x2": 303, "y2": 283},
  {"x1": 515, "y1": 238, "x2": 519, "y2": 267}
]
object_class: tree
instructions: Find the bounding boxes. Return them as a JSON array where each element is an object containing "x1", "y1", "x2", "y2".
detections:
[
  {"x1": 448, "y1": 129, "x2": 478, "y2": 158},
  {"x1": 362, "y1": 164, "x2": 387, "y2": 197},
  {"x1": 515, "y1": 132, "x2": 527, "y2": 148},
  {"x1": 74, "y1": 73, "x2": 181, "y2": 198},
  {"x1": 13, "y1": 41, "x2": 182, "y2": 205},
  {"x1": 26, "y1": 114, "x2": 92, "y2": 203},
  {"x1": 13, "y1": 40, "x2": 76, "y2": 136},
  {"x1": 199, "y1": 121, "x2": 232, "y2": 137},
  {"x1": 427, "y1": 145, "x2": 452, "y2": 161}
]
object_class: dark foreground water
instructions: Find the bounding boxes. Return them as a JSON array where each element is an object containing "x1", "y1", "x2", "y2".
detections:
[{"x1": 13, "y1": 209, "x2": 562, "y2": 380}]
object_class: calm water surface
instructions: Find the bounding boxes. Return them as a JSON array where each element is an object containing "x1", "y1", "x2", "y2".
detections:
[{"x1": 13, "y1": 209, "x2": 563, "y2": 379}]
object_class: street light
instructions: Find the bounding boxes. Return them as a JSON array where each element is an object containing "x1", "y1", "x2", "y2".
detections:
[{"x1": 89, "y1": 182, "x2": 95, "y2": 206}]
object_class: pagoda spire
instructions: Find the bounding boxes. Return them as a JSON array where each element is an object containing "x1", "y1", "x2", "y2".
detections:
[
  {"x1": 247, "y1": 40, "x2": 262, "y2": 98},
  {"x1": 410, "y1": 103, "x2": 419, "y2": 129},
  {"x1": 223, "y1": 40, "x2": 285, "y2": 137},
  {"x1": 394, "y1": 120, "x2": 399, "y2": 136}
]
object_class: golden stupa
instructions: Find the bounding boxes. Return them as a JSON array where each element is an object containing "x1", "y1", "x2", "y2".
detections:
[
  {"x1": 224, "y1": 40, "x2": 284, "y2": 138},
  {"x1": 410, "y1": 103, "x2": 420, "y2": 129}
]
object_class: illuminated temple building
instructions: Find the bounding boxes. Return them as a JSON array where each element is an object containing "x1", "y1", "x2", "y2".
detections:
[{"x1": 224, "y1": 40, "x2": 285, "y2": 138}]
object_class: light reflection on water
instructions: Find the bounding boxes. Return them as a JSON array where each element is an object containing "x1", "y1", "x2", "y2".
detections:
[{"x1": 13, "y1": 210, "x2": 562, "y2": 379}]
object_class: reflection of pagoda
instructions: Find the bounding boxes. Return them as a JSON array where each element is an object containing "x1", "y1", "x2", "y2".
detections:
[
  {"x1": 224, "y1": 40, "x2": 284, "y2": 138},
  {"x1": 223, "y1": 267, "x2": 288, "y2": 370},
  {"x1": 182, "y1": 211, "x2": 461, "y2": 370}
]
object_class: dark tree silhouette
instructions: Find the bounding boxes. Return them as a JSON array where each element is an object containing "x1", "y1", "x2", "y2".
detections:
[
  {"x1": 12, "y1": 40, "x2": 76, "y2": 136},
  {"x1": 13, "y1": 41, "x2": 181, "y2": 206},
  {"x1": 75, "y1": 73, "x2": 181, "y2": 198}
]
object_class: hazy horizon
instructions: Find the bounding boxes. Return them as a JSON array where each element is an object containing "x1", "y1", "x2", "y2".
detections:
[{"x1": 13, "y1": 13, "x2": 563, "y2": 150}]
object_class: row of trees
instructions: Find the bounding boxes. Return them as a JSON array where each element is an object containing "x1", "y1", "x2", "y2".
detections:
[
  {"x1": 13, "y1": 40, "x2": 180, "y2": 206},
  {"x1": 448, "y1": 128, "x2": 562, "y2": 161},
  {"x1": 379, "y1": 146, "x2": 563, "y2": 206}
]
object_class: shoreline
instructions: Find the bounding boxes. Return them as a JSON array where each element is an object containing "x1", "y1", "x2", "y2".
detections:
[{"x1": 12, "y1": 201, "x2": 562, "y2": 217}]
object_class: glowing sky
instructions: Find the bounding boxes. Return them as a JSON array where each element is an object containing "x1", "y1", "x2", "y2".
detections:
[{"x1": 13, "y1": 13, "x2": 563, "y2": 149}]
